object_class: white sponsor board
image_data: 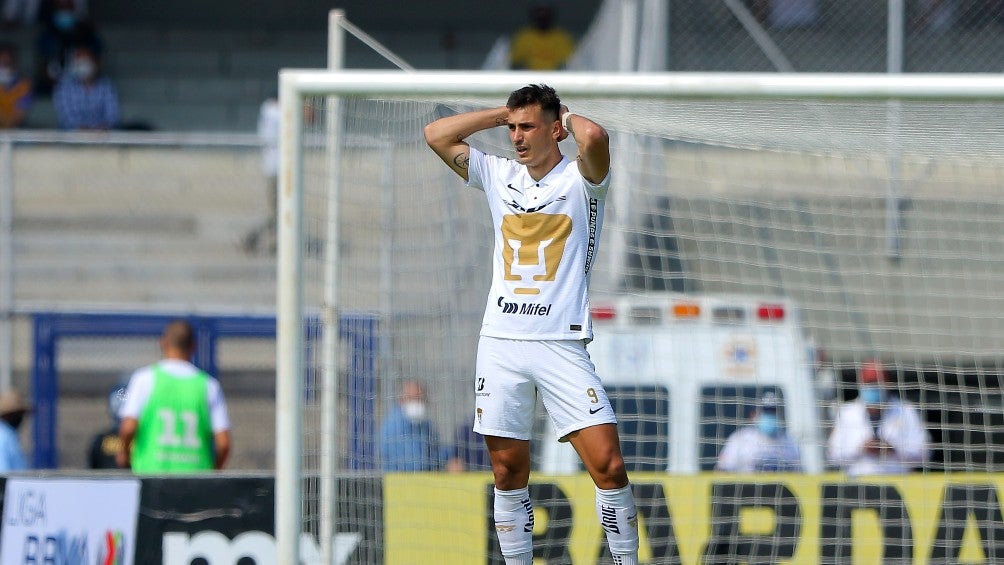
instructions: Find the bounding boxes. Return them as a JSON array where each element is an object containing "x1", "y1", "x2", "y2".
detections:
[
  {"x1": 1, "y1": 478, "x2": 141, "y2": 565},
  {"x1": 164, "y1": 531, "x2": 362, "y2": 565}
]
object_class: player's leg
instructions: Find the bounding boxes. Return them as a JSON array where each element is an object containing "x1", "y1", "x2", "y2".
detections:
[
  {"x1": 565, "y1": 423, "x2": 628, "y2": 489},
  {"x1": 567, "y1": 425, "x2": 640, "y2": 565},
  {"x1": 485, "y1": 434, "x2": 531, "y2": 489},
  {"x1": 486, "y1": 435, "x2": 534, "y2": 565},
  {"x1": 473, "y1": 337, "x2": 538, "y2": 565},
  {"x1": 533, "y1": 339, "x2": 639, "y2": 565}
]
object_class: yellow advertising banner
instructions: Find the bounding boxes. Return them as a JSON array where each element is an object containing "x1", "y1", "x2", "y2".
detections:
[{"x1": 385, "y1": 472, "x2": 1002, "y2": 564}]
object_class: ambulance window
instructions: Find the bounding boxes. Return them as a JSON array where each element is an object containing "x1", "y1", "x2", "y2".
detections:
[
  {"x1": 698, "y1": 385, "x2": 783, "y2": 471},
  {"x1": 592, "y1": 385, "x2": 671, "y2": 471}
]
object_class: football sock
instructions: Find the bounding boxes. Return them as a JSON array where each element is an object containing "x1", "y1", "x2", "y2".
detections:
[
  {"x1": 596, "y1": 484, "x2": 639, "y2": 564},
  {"x1": 494, "y1": 487, "x2": 534, "y2": 564}
]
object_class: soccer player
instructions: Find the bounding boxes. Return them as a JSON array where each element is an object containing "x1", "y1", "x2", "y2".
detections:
[
  {"x1": 116, "y1": 319, "x2": 232, "y2": 473},
  {"x1": 424, "y1": 84, "x2": 639, "y2": 564}
]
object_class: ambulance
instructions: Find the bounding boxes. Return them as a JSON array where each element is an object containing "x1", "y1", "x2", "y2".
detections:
[{"x1": 537, "y1": 292, "x2": 825, "y2": 474}]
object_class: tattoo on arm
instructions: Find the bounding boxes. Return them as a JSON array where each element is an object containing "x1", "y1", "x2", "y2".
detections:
[
  {"x1": 495, "y1": 117, "x2": 508, "y2": 127},
  {"x1": 453, "y1": 152, "x2": 469, "y2": 170}
]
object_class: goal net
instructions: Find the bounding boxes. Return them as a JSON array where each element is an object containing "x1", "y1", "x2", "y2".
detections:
[{"x1": 277, "y1": 71, "x2": 1004, "y2": 564}]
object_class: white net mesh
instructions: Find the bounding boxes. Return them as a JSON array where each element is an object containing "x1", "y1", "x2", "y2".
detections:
[{"x1": 285, "y1": 81, "x2": 1004, "y2": 562}]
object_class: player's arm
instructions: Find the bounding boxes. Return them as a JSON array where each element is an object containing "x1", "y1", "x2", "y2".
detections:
[
  {"x1": 207, "y1": 381, "x2": 232, "y2": 470},
  {"x1": 213, "y1": 430, "x2": 232, "y2": 470},
  {"x1": 424, "y1": 106, "x2": 509, "y2": 181},
  {"x1": 560, "y1": 108, "x2": 610, "y2": 185},
  {"x1": 117, "y1": 417, "x2": 138, "y2": 469}
]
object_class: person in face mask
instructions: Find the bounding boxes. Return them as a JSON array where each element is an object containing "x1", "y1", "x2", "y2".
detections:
[
  {"x1": 2, "y1": 0, "x2": 88, "y2": 28},
  {"x1": 52, "y1": 44, "x2": 119, "y2": 130},
  {"x1": 716, "y1": 391, "x2": 803, "y2": 473},
  {"x1": 827, "y1": 360, "x2": 930, "y2": 476},
  {"x1": 34, "y1": 0, "x2": 101, "y2": 95},
  {"x1": 0, "y1": 388, "x2": 31, "y2": 471},
  {"x1": 0, "y1": 43, "x2": 33, "y2": 128},
  {"x1": 378, "y1": 379, "x2": 446, "y2": 471}
]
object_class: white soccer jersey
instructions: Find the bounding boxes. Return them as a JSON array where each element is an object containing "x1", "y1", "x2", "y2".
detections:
[{"x1": 467, "y1": 146, "x2": 608, "y2": 341}]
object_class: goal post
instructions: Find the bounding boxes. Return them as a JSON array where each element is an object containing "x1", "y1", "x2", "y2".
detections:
[{"x1": 276, "y1": 70, "x2": 1004, "y2": 563}]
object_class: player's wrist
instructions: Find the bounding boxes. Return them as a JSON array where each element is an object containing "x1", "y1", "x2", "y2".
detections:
[{"x1": 561, "y1": 111, "x2": 576, "y2": 134}]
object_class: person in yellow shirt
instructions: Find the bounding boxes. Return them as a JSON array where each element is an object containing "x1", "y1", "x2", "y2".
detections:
[
  {"x1": 509, "y1": 4, "x2": 575, "y2": 71},
  {"x1": 0, "y1": 43, "x2": 33, "y2": 129}
]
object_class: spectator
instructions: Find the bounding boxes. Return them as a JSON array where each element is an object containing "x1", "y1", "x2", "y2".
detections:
[
  {"x1": 0, "y1": 42, "x2": 32, "y2": 128},
  {"x1": 813, "y1": 347, "x2": 838, "y2": 434},
  {"x1": 0, "y1": 388, "x2": 31, "y2": 472},
  {"x1": 243, "y1": 94, "x2": 280, "y2": 255},
  {"x1": 53, "y1": 43, "x2": 118, "y2": 130},
  {"x1": 3, "y1": 0, "x2": 86, "y2": 28},
  {"x1": 716, "y1": 391, "x2": 803, "y2": 472},
  {"x1": 117, "y1": 320, "x2": 232, "y2": 473},
  {"x1": 509, "y1": 4, "x2": 576, "y2": 70},
  {"x1": 827, "y1": 360, "x2": 929, "y2": 476},
  {"x1": 446, "y1": 423, "x2": 490, "y2": 472},
  {"x1": 86, "y1": 380, "x2": 127, "y2": 469},
  {"x1": 377, "y1": 379, "x2": 445, "y2": 471},
  {"x1": 34, "y1": 0, "x2": 101, "y2": 95},
  {"x1": 752, "y1": 0, "x2": 820, "y2": 29}
]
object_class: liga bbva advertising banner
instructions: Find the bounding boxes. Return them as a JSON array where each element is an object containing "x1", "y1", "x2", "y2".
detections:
[{"x1": 0, "y1": 478, "x2": 140, "y2": 565}]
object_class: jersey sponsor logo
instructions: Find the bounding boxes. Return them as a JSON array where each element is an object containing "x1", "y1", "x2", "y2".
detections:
[
  {"x1": 501, "y1": 212, "x2": 572, "y2": 295},
  {"x1": 497, "y1": 297, "x2": 553, "y2": 317},
  {"x1": 584, "y1": 198, "x2": 598, "y2": 274},
  {"x1": 589, "y1": 406, "x2": 605, "y2": 415}
]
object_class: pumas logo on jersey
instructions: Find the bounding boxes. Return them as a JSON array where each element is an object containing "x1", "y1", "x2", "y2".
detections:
[
  {"x1": 501, "y1": 212, "x2": 572, "y2": 295},
  {"x1": 498, "y1": 297, "x2": 552, "y2": 316}
]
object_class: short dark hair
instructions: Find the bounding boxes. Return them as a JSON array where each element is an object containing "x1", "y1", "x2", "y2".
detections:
[
  {"x1": 163, "y1": 319, "x2": 196, "y2": 352},
  {"x1": 507, "y1": 84, "x2": 561, "y2": 122}
]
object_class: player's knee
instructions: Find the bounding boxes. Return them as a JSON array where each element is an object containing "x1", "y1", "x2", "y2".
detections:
[
  {"x1": 491, "y1": 456, "x2": 530, "y2": 489},
  {"x1": 592, "y1": 453, "x2": 628, "y2": 488}
]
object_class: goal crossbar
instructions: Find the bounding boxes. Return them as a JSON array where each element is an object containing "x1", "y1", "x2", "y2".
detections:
[{"x1": 279, "y1": 69, "x2": 1004, "y2": 100}]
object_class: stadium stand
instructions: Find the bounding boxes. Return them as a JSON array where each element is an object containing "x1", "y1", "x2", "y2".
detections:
[
  {"x1": 5, "y1": 0, "x2": 601, "y2": 131},
  {"x1": 7, "y1": 0, "x2": 1003, "y2": 130}
]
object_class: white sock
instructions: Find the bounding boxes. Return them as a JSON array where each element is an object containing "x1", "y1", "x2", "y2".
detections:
[
  {"x1": 494, "y1": 487, "x2": 534, "y2": 564},
  {"x1": 502, "y1": 553, "x2": 533, "y2": 565},
  {"x1": 596, "y1": 484, "x2": 639, "y2": 564}
]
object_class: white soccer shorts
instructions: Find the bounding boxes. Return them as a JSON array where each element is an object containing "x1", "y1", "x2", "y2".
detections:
[{"x1": 472, "y1": 336, "x2": 617, "y2": 441}]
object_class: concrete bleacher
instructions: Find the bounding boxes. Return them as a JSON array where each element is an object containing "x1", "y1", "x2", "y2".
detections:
[
  {"x1": 11, "y1": 23, "x2": 507, "y2": 131},
  {"x1": 4, "y1": 0, "x2": 608, "y2": 131},
  {"x1": 10, "y1": 141, "x2": 276, "y2": 310},
  {"x1": 8, "y1": 0, "x2": 1001, "y2": 132}
]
